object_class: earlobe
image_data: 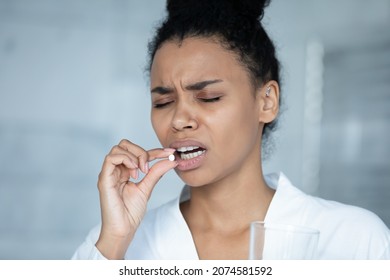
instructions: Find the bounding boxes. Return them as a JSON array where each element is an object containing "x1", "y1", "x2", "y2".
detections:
[{"x1": 258, "y1": 81, "x2": 279, "y2": 123}]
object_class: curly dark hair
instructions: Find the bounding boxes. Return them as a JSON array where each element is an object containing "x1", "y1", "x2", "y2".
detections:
[{"x1": 147, "y1": 0, "x2": 281, "y2": 154}]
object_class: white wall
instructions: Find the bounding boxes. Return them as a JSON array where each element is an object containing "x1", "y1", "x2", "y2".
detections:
[{"x1": 0, "y1": 0, "x2": 389, "y2": 259}]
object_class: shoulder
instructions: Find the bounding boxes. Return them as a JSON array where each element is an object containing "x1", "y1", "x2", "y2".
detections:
[
  {"x1": 307, "y1": 196, "x2": 390, "y2": 259},
  {"x1": 269, "y1": 172, "x2": 390, "y2": 259},
  {"x1": 271, "y1": 172, "x2": 388, "y2": 230},
  {"x1": 300, "y1": 189, "x2": 390, "y2": 259},
  {"x1": 304, "y1": 193, "x2": 386, "y2": 230}
]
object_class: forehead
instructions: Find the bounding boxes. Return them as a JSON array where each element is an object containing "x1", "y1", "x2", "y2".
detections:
[{"x1": 150, "y1": 36, "x2": 248, "y2": 84}]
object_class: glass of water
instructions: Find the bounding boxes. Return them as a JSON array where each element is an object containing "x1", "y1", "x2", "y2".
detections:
[{"x1": 249, "y1": 221, "x2": 320, "y2": 260}]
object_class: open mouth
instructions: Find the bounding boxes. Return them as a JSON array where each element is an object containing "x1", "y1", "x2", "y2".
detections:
[{"x1": 176, "y1": 146, "x2": 206, "y2": 160}]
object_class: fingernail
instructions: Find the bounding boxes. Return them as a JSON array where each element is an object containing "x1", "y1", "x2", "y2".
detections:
[{"x1": 164, "y1": 148, "x2": 176, "y2": 153}]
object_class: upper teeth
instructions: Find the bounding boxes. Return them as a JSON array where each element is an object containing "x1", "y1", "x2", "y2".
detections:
[{"x1": 176, "y1": 146, "x2": 199, "y2": 152}]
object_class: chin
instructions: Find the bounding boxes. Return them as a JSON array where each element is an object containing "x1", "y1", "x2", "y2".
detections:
[
  {"x1": 175, "y1": 169, "x2": 220, "y2": 188},
  {"x1": 178, "y1": 177, "x2": 208, "y2": 188}
]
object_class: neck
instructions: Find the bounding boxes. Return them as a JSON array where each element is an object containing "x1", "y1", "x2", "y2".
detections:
[{"x1": 182, "y1": 157, "x2": 275, "y2": 233}]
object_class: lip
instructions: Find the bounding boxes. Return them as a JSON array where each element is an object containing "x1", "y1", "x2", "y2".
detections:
[
  {"x1": 169, "y1": 139, "x2": 207, "y2": 171},
  {"x1": 169, "y1": 139, "x2": 207, "y2": 150}
]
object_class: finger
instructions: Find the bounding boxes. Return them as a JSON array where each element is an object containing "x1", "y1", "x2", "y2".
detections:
[
  {"x1": 99, "y1": 154, "x2": 137, "y2": 189},
  {"x1": 144, "y1": 148, "x2": 177, "y2": 174},
  {"x1": 147, "y1": 148, "x2": 176, "y2": 162},
  {"x1": 102, "y1": 154, "x2": 137, "y2": 174},
  {"x1": 107, "y1": 153, "x2": 140, "y2": 181},
  {"x1": 137, "y1": 159, "x2": 178, "y2": 200},
  {"x1": 111, "y1": 152, "x2": 140, "y2": 180},
  {"x1": 118, "y1": 139, "x2": 149, "y2": 174},
  {"x1": 130, "y1": 168, "x2": 138, "y2": 181},
  {"x1": 110, "y1": 145, "x2": 140, "y2": 167}
]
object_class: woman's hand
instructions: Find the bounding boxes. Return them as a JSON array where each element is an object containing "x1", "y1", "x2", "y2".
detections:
[{"x1": 95, "y1": 139, "x2": 177, "y2": 259}]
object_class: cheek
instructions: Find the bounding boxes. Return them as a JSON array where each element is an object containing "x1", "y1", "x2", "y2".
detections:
[
  {"x1": 208, "y1": 102, "x2": 259, "y2": 153},
  {"x1": 211, "y1": 101, "x2": 258, "y2": 134}
]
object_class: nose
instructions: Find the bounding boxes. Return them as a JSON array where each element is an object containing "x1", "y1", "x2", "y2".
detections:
[{"x1": 171, "y1": 100, "x2": 198, "y2": 132}]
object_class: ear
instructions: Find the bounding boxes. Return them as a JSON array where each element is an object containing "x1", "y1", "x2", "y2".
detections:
[{"x1": 257, "y1": 80, "x2": 279, "y2": 124}]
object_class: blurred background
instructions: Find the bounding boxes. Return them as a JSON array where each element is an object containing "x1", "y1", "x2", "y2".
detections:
[{"x1": 0, "y1": 0, "x2": 389, "y2": 259}]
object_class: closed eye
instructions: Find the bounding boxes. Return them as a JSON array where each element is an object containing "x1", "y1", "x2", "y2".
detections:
[
  {"x1": 153, "y1": 101, "x2": 174, "y2": 108},
  {"x1": 199, "y1": 97, "x2": 221, "y2": 103}
]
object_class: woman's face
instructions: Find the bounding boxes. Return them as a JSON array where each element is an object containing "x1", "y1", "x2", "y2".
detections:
[{"x1": 150, "y1": 37, "x2": 265, "y2": 187}]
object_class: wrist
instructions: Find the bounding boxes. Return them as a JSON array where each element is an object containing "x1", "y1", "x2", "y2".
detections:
[{"x1": 95, "y1": 231, "x2": 133, "y2": 260}]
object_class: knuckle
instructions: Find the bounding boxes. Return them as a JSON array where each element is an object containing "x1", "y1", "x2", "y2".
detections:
[
  {"x1": 97, "y1": 173, "x2": 105, "y2": 190},
  {"x1": 110, "y1": 145, "x2": 120, "y2": 153},
  {"x1": 104, "y1": 154, "x2": 113, "y2": 161},
  {"x1": 138, "y1": 152, "x2": 147, "y2": 161},
  {"x1": 119, "y1": 139, "x2": 131, "y2": 146}
]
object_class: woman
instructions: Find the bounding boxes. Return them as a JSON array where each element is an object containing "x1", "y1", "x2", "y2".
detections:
[{"x1": 72, "y1": 0, "x2": 390, "y2": 259}]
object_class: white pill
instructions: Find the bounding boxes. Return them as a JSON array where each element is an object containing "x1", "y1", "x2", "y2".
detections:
[{"x1": 168, "y1": 154, "x2": 175, "y2": 161}]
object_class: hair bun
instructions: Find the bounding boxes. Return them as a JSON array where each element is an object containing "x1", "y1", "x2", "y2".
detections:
[{"x1": 166, "y1": 0, "x2": 270, "y2": 21}]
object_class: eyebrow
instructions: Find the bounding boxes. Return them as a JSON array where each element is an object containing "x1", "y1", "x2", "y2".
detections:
[{"x1": 151, "y1": 79, "x2": 223, "y2": 94}]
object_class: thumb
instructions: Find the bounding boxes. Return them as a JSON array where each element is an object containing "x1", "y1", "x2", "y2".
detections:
[{"x1": 137, "y1": 159, "x2": 177, "y2": 200}]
